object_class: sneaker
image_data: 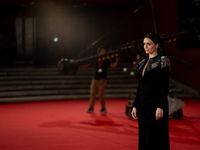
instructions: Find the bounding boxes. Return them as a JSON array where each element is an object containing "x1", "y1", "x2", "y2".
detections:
[
  {"x1": 99, "y1": 108, "x2": 107, "y2": 113},
  {"x1": 86, "y1": 108, "x2": 94, "y2": 113}
]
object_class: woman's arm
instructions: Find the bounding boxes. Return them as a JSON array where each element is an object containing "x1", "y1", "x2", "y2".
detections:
[
  {"x1": 155, "y1": 57, "x2": 170, "y2": 120},
  {"x1": 156, "y1": 57, "x2": 170, "y2": 109},
  {"x1": 131, "y1": 83, "x2": 140, "y2": 119},
  {"x1": 133, "y1": 83, "x2": 140, "y2": 109}
]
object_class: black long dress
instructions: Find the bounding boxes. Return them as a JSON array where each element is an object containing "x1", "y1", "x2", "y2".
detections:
[{"x1": 133, "y1": 55, "x2": 170, "y2": 150}]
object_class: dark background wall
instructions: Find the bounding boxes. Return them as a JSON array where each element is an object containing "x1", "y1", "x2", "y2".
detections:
[
  {"x1": 35, "y1": 1, "x2": 142, "y2": 65},
  {"x1": 0, "y1": 0, "x2": 200, "y2": 92}
]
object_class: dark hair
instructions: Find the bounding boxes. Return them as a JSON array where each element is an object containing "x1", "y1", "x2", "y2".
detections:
[
  {"x1": 144, "y1": 33, "x2": 166, "y2": 56},
  {"x1": 97, "y1": 45, "x2": 107, "y2": 54}
]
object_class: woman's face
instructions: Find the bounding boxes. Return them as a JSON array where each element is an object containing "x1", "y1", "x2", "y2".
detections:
[{"x1": 143, "y1": 38, "x2": 159, "y2": 55}]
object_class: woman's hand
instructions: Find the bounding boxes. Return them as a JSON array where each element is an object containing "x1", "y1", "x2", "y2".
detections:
[
  {"x1": 131, "y1": 107, "x2": 138, "y2": 120},
  {"x1": 155, "y1": 108, "x2": 163, "y2": 120}
]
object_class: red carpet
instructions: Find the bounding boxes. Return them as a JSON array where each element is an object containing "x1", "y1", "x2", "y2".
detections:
[{"x1": 0, "y1": 99, "x2": 200, "y2": 150}]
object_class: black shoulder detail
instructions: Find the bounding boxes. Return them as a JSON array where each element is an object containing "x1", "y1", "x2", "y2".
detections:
[{"x1": 161, "y1": 56, "x2": 170, "y2": 69}]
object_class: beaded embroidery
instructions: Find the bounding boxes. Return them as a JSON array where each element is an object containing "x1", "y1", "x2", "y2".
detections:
[
  {"x1": 151, "y1": 61, "x2": 159, "y2": 69},
  {"x1": 161, "y1": 56, "x2": 170, "y2": 69}
]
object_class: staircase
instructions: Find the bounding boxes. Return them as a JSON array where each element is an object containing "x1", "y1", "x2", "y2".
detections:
[{"x1": 0, "y1": 65, "x2": 194, "y2": 103}]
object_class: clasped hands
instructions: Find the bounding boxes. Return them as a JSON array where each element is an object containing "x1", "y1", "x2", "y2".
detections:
[{"x1": 131, "y1": 107, "x2": 163, "y2": 120}]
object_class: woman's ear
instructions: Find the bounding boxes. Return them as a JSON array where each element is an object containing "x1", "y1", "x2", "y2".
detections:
[{"x1": 156, "y1": 43, "x2": 159, "y2": 49}]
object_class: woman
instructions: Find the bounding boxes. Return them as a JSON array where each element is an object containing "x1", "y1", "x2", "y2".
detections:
[{"x1": 131, "y1": 33, "x2": 170, "y2": 150}]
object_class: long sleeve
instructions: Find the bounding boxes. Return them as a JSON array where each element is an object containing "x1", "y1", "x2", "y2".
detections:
[
  {"x1": 156, "y1": 66, "x2": 169, "y2": 109},
  {"x1": 133, "y1": 83, "x2": 140, "y2": 109}
]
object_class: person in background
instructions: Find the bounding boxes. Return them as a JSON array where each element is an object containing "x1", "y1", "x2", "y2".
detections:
[
  {"x1": 131, "y1": 33, "x2": 170, "y2": 150},
  {"x1": 84, "y1": 46, "x2": 119, "y2": 113}
]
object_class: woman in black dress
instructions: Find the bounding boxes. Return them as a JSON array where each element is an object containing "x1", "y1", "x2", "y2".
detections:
[{"x1": 131, "y1": 33, "x2": 170, "y2": 150}]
